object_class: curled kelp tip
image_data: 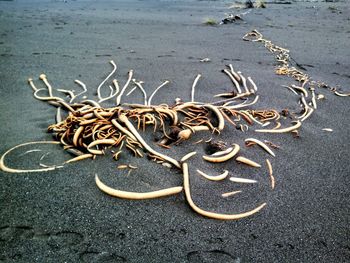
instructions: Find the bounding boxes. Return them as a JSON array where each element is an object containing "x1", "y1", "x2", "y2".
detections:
[
  {"x1": 202, "y1": 144, "x2": 240, "y2": 163},
  {"x1": 147, "y1": 80, "x2": 170, "y2": 106},
  {"x1": 181, "y1": 151, "x2": 197, "y2": 163},
  {"x1": 222, "y1": 190, "x2": 242, "y2": 198},
  {"x1": 245, "y1": 138, "x2": 275, "y2": 157},
  {"x1": 334, "y1": 91, "x2": 350, "y2": 97},
  {"x1": 229, "y1": 177, "x2": 257, "y2": 184},
  {"x1": 266, "y1": 159, "x2": 275, "y2": 190},
  {"x1": 196, "y1": 169, "x2": 229, "y2": 181},
  {"x1": 191, "y1": 74, "x2": 201, "y2": 102},
  {"x1": 65, "y1": 153, "x2": 93, "y2": 164},
  {"x1": 236, "y1": 156, "x2": 261, "y2": 168}
]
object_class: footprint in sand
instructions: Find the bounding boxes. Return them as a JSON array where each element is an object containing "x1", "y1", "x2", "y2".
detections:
[
  {"x1": 46, "y1": 231, "x2": 84, "y2": 250},
  {"x1": 0, "y1": 225, "x2": 84, "y2": 250},
  {"x1": 187, "y1": 250, "x2": 240, "y2": 263},
  {"x1": 0, "y1": 225, "x2": 35, "y2": 242},
  {"x1": 79, "y1": 251, "x2": 127, "y2": 263}
]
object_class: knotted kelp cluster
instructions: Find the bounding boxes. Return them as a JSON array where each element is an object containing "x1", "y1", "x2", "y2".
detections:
[{"x1": 0, "y1": 30, "x2": 347, "y2": 220}]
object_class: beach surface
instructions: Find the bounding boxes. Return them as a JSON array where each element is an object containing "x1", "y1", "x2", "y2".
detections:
[{"x1": 0, "y1": 0, "x2": 349, "y2": 262}]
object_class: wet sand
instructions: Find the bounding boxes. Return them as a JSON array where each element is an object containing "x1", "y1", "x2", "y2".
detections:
[{"x1": 0, "y1": 0, "x2": 349, "y2": 262}]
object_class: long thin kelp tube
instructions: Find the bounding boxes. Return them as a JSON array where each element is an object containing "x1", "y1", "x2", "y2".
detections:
[
  {"x1": 182, "y1": 162, "x2": 266, "y2": 220},
  {"x1": 119, "y1": 114, "x2": 181, "y2": 168},
  {"x1": 95, "y1": 174, "x2": 183, "y2": 199},
  {"x1": 255, "y1": 121, "x2": 301, "y2": 133},
  {"x1": 97, "y1": 60, "x2": 117, "y2": 102},
  {"x1": 0, "y1": 141, "x2": 62, "y2": 173}
]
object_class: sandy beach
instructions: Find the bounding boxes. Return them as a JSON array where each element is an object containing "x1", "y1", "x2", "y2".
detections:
[{"x1": 0, "y1": 0, "x2": 349, "y2": 262}]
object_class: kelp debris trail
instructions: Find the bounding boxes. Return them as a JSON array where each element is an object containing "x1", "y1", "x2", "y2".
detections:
[{"x1": 243, "y1": 29, "x2": 349, "y2": 125}]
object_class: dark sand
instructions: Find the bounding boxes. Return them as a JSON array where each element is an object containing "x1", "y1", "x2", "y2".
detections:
[{"x1": 0, "y1": 0, "x2": 349, "y2": 262}]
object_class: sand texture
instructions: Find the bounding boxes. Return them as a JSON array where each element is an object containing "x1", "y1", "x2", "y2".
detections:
[{"x1": 0, "y1": 0, "x2": 349, "y2": 262}]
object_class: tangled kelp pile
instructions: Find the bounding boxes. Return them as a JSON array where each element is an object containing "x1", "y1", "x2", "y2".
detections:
[{"x1": 0, "y1": 30, "x2": 348, "y2": 220}]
